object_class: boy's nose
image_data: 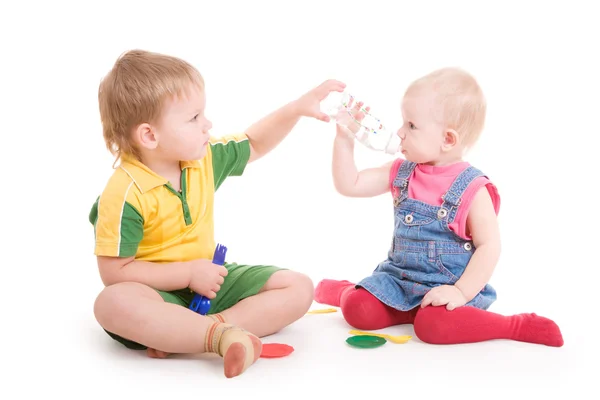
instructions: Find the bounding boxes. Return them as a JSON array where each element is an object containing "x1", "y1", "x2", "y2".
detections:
[{"x1": 397, "y1": 128, "x2": 405, "y2": 139}]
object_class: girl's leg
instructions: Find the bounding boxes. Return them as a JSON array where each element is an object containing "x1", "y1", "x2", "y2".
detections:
[
  {"x1": 315, "y1": 279, "x2": 417, "y2": 330},
  {"x1": 413, "y1": 305, "x2": 564, "y2": 347}
]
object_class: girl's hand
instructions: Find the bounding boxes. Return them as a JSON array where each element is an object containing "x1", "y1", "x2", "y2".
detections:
[
  {"x1": 335, "y1": 97, "x2": 369, "y2": 138},
  {"x1": 421, "y1": 285, "x2": 468, "y2": 311}
]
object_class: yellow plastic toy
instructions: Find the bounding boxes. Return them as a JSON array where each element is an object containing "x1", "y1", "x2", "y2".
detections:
[{"x1": 306, "y1": 307, "x2": 338, "y2": 314}]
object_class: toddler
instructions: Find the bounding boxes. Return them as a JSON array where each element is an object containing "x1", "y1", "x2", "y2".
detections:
[
  {"x1": 316, "y1": 67, "x2": 564, "y2": 347},
  {"x1": 90, "y1": 49, "x2": 346, "y2": 377}
]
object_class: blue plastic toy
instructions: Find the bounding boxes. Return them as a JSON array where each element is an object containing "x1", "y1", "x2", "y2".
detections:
[{"x1": 189, "y1": 243, "x2": 228, "y2": 315}]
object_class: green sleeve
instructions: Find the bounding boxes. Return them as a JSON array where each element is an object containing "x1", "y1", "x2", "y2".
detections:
[
  {"x1": 89, "y1": 196, "x2": 145, "y2": 258},
  {"x1": 210, "y1": 136, "x2": 251, "y2": 191}
]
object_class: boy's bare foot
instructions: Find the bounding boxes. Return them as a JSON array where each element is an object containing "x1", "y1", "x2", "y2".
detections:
[{"x1": 146, "y1": 348, "x2": 170, "y2": 358}]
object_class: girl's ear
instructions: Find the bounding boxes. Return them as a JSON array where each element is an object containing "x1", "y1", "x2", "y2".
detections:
[{"x1": 442, "y1": 128, "x2": 459, "y2": 151}]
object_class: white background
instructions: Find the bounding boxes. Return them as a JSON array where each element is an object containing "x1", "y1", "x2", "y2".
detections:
[{"x1": 1, "y1": 0, "x2": 597, "y2": 398}]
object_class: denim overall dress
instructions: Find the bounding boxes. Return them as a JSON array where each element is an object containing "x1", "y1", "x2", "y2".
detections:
[{"x1": 357, "y1": 160, "x2": 497, "y2": 311}]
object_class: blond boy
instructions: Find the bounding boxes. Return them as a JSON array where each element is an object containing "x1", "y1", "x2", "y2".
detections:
[{"x1": 90, "y1": 49, "x2": 346, "y2": 377}]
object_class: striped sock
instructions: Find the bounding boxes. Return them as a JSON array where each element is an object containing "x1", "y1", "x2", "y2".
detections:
[
  {"x1": 207, "y1": 313, "x2": 226, "y2": 323},
  {"x1": 204, "y1": 322, "x2": 263, "y2": 378},
  {"x1": 204, "y1": 322, "x2": 236, "y2": 356}
]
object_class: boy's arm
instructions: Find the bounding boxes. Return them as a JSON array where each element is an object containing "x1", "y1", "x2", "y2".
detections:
[
  {"x1": 245, "y1": 79, "x2": 346, "y2": 163},
  {"x1": 89, "y1": 192, "x2": 192, "y2": 290},
  {"x1": 454, "y1": 188, "x2": 502, "y2": 301},
  {"x1": 245, "y1": 100, "x2": 301, "y2": 164},
  {"x1": 97, "y1": 256, "x2": 191, "y2": 290},
  {"x1": 332, "y1": 127, "x2": 392, "y2": 197}
]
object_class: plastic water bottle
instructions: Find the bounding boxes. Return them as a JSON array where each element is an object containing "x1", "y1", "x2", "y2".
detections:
[{"x1": 322, "y1": 91, "x2": 400, "y2": 155}]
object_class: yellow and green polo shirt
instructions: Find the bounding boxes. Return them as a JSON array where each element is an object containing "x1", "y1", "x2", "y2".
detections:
[{"x1": 89, "y1": 133, "x2": 250, "y2": 263}]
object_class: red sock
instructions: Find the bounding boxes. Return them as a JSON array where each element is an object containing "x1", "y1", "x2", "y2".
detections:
[
  {"x1": 314, "y1": 279, "x2": 355, "y2": 307},
  {"x1": 314, "y1": 279, "x2": 417, "y2": 330},
  {"x1": 413, "y1": 305, "x2": 564, "y2": 347}
]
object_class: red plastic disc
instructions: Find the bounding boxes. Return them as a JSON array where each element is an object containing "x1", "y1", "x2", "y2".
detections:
[{"x1": 260, "y1": 343, "x2": 294, "y2": 358}]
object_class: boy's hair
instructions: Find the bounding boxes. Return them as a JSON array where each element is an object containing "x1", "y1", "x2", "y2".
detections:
[
  {"x1": 98, "y1": 49, "x2": 204, "y2": 163},
  {"x1": 405, "y1": 67, "x2": 486, "y2": 147}
]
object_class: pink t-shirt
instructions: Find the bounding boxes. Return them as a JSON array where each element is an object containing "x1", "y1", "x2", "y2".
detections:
[{"x1": 389, "y1": 159, "x2": 501, "y2": 241}]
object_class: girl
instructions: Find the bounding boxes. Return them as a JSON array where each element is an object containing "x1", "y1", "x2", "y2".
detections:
[{"x1": 316, "y1": 67, "x2": 563, "y2": 347}]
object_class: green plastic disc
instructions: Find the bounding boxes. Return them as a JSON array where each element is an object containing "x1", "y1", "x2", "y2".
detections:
[{"x1": 346, "y1": 335, "x2": 387, "y2": 348}]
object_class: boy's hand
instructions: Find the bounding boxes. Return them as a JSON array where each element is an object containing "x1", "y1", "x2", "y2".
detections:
[
  {"x1": 188, "y1": 259, "x2": 229, "y2": 299},
  {"x1": 244, "y1": 79, "x2": 346, "y2": 163},
  {"x1": 294, "y1": 79, "x2": 346, "y2": 122},
  {"x1": 421, "y1": 284, "x2": 468, "y2": 311}
]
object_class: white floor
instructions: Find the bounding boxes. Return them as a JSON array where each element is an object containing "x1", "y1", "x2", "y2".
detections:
[
  {"x1": 25, "y1": 299, "x2": 587, "y2": 400},
  {"x1": 3, "y1": 2, "x2": 598, "y2": 399}
]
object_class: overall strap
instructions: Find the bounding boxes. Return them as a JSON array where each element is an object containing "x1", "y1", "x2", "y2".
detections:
[
  {"x1": 440, "y1": 165, "x2": 486, "y2": 223},
  {"x1": 392, "y1": 160, "x2": 417, "y2": 206}
]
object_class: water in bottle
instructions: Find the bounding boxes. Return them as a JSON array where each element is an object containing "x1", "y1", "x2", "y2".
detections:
[{"x1": 322, "y1": 91, "x2": 400, "y2": 155}]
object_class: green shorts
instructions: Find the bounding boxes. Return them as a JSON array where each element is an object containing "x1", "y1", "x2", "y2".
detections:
[{"x1": 104, "y1": 262, "x2": 283, "y2": 350}]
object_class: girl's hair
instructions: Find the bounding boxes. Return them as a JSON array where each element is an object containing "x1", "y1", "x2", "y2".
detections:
[{"x1": 405, "y1": 67, "x2": 486, "y2": 147}]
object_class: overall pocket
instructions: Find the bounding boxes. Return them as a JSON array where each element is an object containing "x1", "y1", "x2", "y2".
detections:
[
  {"x1": 436, "y1": 250, "x2": 473, "y2": 283},
  {"x1": 395, "y1": 210, "x2": 435, "y2": 240}
]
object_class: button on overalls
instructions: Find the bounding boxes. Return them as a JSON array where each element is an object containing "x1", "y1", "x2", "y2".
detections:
[{"x1": 357, "y1": 160, "x2": 497, "y2": 311}]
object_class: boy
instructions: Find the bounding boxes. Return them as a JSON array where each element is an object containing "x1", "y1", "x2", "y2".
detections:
[{"x1": 89, "y1": 49, "x2": 346, "y2": 378}]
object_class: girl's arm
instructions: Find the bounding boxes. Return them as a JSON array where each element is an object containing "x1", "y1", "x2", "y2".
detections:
[
  {"x1": 455, "y1": 188, "x2": 502, "y2": 301},
  {"x1": 332, "y1": 125, "x2": 393, "y2": 198}
]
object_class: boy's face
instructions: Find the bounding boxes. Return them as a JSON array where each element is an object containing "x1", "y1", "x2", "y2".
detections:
[
  {"x1": 397, "y1": 89, "x2": 449, "y2": 165},
  {"x1": 153, "y1": 84, "x2": 212, "y2": 161}
]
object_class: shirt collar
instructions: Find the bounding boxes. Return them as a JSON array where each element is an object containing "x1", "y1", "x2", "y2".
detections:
[{"x1": 119, "y1": 155, "x2": 201, "y2": 194}]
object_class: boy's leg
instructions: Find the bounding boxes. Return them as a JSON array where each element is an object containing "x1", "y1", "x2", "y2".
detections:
[
  {"x1": 208, "y1": 263, "x2": 314, "y2": 338},
  {"x1": 103, "y1": 289, "x2": 191, "y2": 355},
  {"x1": 94, "y1": 282, "x2": 262, "y2": 378}
]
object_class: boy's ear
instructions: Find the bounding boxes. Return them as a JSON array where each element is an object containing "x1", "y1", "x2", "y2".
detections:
[
  {"x1": 441, "y1": 128, "x2": 459, "y2": 151},
  {"x1": 134, "y1": 123, "x2": 159, "y2": 150}
]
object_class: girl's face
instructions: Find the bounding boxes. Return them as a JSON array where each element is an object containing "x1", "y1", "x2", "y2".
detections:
[{"x1": 397, "y1": 90, "x2": 448, "y2": 164}]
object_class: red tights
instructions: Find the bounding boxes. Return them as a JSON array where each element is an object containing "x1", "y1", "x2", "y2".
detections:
[{"x1": 314, "y1": 279, "x2": 564, "y2": 347}]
